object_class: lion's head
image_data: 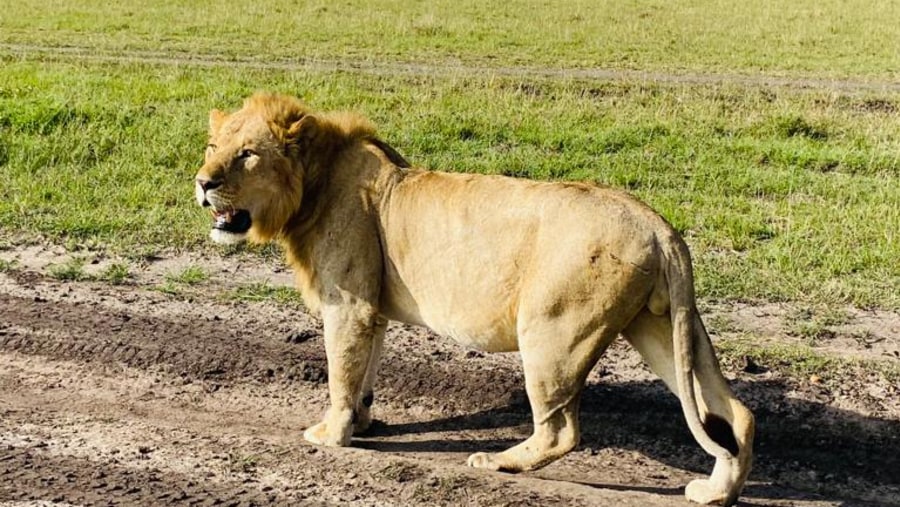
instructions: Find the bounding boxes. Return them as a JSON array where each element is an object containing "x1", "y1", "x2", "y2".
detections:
[
  {"x1": 194, "y1": 92, "x2": 380, "y2": 244},
  {"x1": 194, "y1": 93, "x2": 308, "y2": 244}
]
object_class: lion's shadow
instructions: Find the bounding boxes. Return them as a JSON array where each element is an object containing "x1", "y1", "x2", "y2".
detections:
[{"x1": 356, "y1": 377, "x2": 900, "y2": 506}]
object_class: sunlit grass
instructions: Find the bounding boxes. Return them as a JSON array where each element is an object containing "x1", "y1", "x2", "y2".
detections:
[
  {"x1": 98, "y1": 262, "x2": 131, "y2": 285},
  {"x1": 1, "y1": 0, "x2": 899, "y2": 78},
  {"x1": 47, "y1": 257, "x2": 88, "y2": 281},
  {"x1": 718, "y1": 339, "x2": 900, "y2": 385},
  {"x1": 225, "y1": 281, "x2": 305, "y2": 306},
  {"x1": 0, "y1": 34, "x2": 897, "y2": 310},
  {"x1": 165, "y1": 266, "x2": 209, "y2": 285}
]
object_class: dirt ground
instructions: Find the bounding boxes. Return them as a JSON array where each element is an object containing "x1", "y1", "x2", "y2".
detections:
[{"x1": 1, "y1": 244, "x2": 898, "y2": 506}]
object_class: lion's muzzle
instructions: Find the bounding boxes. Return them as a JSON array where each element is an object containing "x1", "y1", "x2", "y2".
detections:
[{"x1": 195, "y1": 178, "x2": 252, "y2": 243}]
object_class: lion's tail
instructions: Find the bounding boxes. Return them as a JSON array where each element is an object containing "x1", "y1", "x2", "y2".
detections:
[{"x1": 661, "y1": 236, "x2": 733, "y2": 462}]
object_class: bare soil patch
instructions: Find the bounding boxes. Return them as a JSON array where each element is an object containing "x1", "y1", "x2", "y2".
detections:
[{"x1": 1, "y1": 245, "x2": 898, "y2": 506}]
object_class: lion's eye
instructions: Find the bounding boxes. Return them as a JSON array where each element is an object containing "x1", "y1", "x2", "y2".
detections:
[{"x1": 238, "y1": 149, "x2": 256, "y2": 159}]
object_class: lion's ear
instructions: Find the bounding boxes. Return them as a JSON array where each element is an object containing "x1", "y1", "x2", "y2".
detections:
[
  {"x1": 285, "y1": 114, "x2": 319, "y2": 143},
  {"x1": 209, "y1": 109, "x2": 227, "y2": 135},
  {"x1": 286, "y1": 115, "x2": 318, "y2": 146}
]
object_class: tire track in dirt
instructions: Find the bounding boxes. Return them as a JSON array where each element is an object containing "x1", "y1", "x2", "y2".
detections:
[
  {"x1": 0, "y1": 290, "x2": 525, "y2": 414},
  {"x1": 0, "y1": 445, "x2": 303, "y2": 507},
  {"x1": 3, "y1": 43, "x2": 900, "y2": 93},
  {"x1": 0, "y1": 292, "x2": 329, "y2": 385}
]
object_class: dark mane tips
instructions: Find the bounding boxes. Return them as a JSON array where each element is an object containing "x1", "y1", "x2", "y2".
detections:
[
  {"x1": 314, "y1": 110, "x2": 411, "y2": 168},
  {"x1": 367, "y1": 137, "x2": 411, "y2": 169}
]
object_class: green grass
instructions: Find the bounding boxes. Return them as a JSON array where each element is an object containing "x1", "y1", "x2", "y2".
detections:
[
  {"x1": 225, "y1": 282, "x2": 305, "y2": 306},
  {"x1": 0, "y1": 2, "x2": 898, "y2": 310},
  {"x1": 785, "y1": 306, "x2": 851, "y2": 344},
  {"x1": 153, "y1": 281, "x2": 181, "y2": 296},
  {"x1": 0, "y1": 259, "x2": 17, "y2": 273},
  {"x1": 165, "y1": 266, "x2": 208, "y2": 285},
  {"x1": 1, "y1": 0, "x2": 899, "y2": 78},
  {"x1": 154, "y1": 265, "x2": 207, "y2": 295},
  {"x1": 47, "y1": 258, "x2": 88, "y2": 281},
  {"x1": 99, "y1": 262, "x2": 131, "y2": 285},
  {"x1": 718, "y1": 339, "x2": 900, "y2": 386},
  {"x1": 0, "y1": 59, "x2": 897, "y2": 309}
]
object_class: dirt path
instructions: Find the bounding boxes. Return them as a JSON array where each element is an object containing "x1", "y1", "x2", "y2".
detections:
[
  {"x1": 4, "y1": 43, "x2": 900, "y2": 93},
  {"x1": 1, "y1": 245, "x2": 899, "y2": 506}
]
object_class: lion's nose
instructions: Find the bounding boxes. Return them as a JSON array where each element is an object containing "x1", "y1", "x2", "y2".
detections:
[
  {"x1": 195, "y1": 178, "x2": 223, "y2": 207},
  {"x1": 196, "y1": 178, "x2": 223, "y2": 191}
]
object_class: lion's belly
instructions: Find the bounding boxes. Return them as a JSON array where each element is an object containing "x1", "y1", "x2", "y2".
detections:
[
  {"x1": 430, "y1": 320, "x2": 519, "y2": 353},
  {"x1": 379, "y1": 281, "x2": 520, "y2": 353}
]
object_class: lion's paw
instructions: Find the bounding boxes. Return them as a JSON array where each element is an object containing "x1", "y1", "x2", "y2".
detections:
[
  {"x1": 685, "y1": 478, "x2": 729, "y2": 505},
  {"x1": 303, "y1": 421, "x2": 351, "y2": 447},
  {"x1": 466, "y1": 452, "x2": 502, "y2": 471}
]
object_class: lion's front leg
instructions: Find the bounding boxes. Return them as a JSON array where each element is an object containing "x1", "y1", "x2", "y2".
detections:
[
  {"x1": 303, "y1": 303, "x2": 380, "y2": 447},
  {"x1": 351, "y1": 316, "x2": 386, "y2": 435}
]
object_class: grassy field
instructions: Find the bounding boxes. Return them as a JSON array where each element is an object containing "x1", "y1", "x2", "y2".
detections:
[
  {"x1": 2, "y1": 0, "x2": 900, "y2": 78},
  {"x1": 0, "y1": 2, "x2": 899, "y2": 310}
]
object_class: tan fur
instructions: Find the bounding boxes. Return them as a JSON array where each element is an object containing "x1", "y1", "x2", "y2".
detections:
[{"x1": 195, "y1": 93, "x2": 755, "y2": 506}]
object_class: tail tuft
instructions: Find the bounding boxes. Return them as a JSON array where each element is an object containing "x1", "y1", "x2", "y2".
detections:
[{"x1": 702, "y1": 413, "x2": 739, "y2": 456}]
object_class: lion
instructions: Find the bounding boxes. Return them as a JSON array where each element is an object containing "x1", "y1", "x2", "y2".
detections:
[{"x1": 194, "y1": 92, "x2": 755, "y2": 506}]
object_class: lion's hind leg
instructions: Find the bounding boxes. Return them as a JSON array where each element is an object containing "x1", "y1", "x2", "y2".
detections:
[
  {"x1": 467, "y1": 322, "x2": 618, "y2": 473},
  {"x1": 623, "y1": 309, "x2": 754, "y2": 506}
]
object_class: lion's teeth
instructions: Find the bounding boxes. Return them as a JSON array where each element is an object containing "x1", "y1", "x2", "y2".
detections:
[{"x1": 211, "y1": 207, "x2": 236, "y2": 226}]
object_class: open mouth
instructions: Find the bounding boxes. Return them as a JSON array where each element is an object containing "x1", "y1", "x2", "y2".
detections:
[{"x1": 211, "y1": 208, "x2": 252, "y2": 234}]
